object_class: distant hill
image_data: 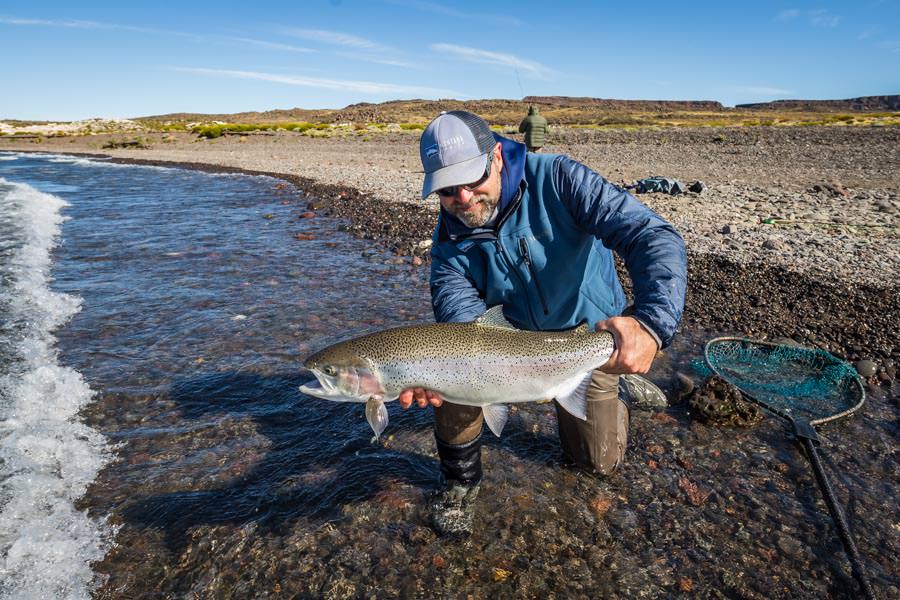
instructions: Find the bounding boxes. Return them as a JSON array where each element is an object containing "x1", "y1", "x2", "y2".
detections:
[
  {"x1": 136, "y1": 95, "x2": 899, "y2": 127},
  {"x1": 522, "y1": 96, "x2": 724, "y2": 111},
  {"x1": 735, "y1": 95, "x2": 899, "y2": 112},
  {"x1": 140, "y1": 97, "x2": 727, "y2": 126}
]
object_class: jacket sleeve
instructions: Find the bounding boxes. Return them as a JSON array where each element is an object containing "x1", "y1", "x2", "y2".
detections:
[
  {"x1": 430, "y1": 251, "x2": 487, "y2": 324},
  {"x1": 553, "y1": 156, "x2": 687, "y2": 347}
]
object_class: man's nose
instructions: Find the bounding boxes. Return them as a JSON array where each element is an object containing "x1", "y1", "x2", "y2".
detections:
[{"x1": 452, "y1": 187, "x2": 475, "y2": 202}]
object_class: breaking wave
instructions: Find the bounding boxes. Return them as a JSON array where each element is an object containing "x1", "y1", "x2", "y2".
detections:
[{"x1": 0, "y1": 178, "x2": 114, "y2": 599}]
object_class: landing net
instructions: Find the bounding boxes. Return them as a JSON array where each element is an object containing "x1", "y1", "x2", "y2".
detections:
[{"x1": 703, "y1": 337, "x2": 865, "y2": 426}]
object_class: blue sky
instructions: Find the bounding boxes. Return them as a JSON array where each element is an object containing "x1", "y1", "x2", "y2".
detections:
[{"x1": 1, "y1": 0, "x2": 898, "y2": 120}]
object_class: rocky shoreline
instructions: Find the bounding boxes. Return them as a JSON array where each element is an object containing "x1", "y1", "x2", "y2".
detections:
[{"x1": 2, "y1": 125, "x2": 898, "y2": 379}]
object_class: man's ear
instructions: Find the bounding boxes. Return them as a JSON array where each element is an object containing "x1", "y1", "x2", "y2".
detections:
[{"x1": 494, "y1": 142, "x2": 503, "y2": 171}]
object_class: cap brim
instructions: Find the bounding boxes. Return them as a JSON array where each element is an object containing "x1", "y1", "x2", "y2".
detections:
[{"x1": 421, "y1": 152, "x2": 489, "y2": 198}]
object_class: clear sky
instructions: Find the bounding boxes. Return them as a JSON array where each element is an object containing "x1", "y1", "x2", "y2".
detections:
[{"x1": 1, "y1": 0, "x2": 898, "y2": 120}]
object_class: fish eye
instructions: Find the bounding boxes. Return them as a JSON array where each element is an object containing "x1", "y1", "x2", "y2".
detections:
[{"x1": 323, "y1": 366, "x2": 337, "y2": 376}]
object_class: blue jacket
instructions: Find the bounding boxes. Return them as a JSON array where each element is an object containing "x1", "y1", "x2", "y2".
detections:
[{"x1": 429, "y1": 135, "x2": 687, "y2": 348}]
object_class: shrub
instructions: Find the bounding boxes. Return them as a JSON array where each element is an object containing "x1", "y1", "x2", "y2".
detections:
[
  {"x1": 283, "y1": 122, "x2": 315, "y2": 132},
  {"x1": 102, "y1": 137, "x2": 150, "y2": 149},
  {"x1": 192, "y1": 125, "x2": 224, "y2": 139}
]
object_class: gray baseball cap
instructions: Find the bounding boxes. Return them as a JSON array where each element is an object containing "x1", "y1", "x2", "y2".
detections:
[{"x1": 420, "y1": 110, "x2": 496, "y2": 198}]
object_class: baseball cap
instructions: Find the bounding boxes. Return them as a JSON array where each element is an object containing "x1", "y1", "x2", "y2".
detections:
[{"x1": 420, "y1": 111, "x2": 497, "y2": 198}]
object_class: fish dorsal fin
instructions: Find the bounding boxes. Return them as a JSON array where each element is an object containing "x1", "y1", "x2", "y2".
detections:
[
  {"x1": 482, "y1": 403, "x2": 510, "y2": 437},
  {"x1": 571, "y1": 323, "x2": 590, "y2": 334},
  {"x1": 476, "y1": 305, "x2": 517, "y2": 330}
]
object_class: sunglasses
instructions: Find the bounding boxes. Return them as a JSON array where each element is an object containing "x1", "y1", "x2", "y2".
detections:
[{"x1": 436, "y1": 152, "x2": 494, "y2": 197}]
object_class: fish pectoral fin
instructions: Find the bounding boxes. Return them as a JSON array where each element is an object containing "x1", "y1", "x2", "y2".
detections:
[
  {"x1": 555, "y1": 371, "x2": 592, "y2": 421},
  {"x1": 365, "y1": 396, "x2": 389, "y2": 442},
  {"x1": 482, "y1": 404, "x2": 510, "y2": 437}
]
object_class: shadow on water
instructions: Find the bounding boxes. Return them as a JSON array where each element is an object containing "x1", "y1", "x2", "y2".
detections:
[
  {"x1": 118, "y1": 371, "x2": 440, "y2": 552},
  {"x1": 117, "y1": 370, "x2": 575, "y2": 555}
]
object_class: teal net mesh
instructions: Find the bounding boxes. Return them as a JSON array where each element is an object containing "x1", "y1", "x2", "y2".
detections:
[{"x1": 703, "y1": 338, "x2": 865, "y2": 425}]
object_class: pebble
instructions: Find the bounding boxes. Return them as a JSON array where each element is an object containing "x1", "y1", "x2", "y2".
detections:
[
  {"x1": 855, "y1": 359, "x2": 878, "y2": 377},
  {"x1": 606, "y1": 508, "x2": 638, "y2": 530},
  {"x1": 675, "y1": 371, "x2": 695, "y2": 397}
]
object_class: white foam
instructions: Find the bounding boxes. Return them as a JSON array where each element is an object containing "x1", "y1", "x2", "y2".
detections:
[
  {"x1": 0, "y1": 179, "x2": 114, "y2": 600},
  {"x1": 1, "y1": 152, "x2": 90, "y2": 163}
]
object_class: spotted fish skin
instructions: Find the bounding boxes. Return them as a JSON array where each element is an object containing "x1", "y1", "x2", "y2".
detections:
[{"x1": 299, "y1": 306, "x2": 615, "y2": 439}]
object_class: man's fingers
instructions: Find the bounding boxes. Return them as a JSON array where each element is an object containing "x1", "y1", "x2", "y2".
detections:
[{"x1": 399, "y1": 388, "x2": 444, "y2": 408}]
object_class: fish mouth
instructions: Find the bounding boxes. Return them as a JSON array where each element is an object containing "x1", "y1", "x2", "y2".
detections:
[
  {"x1": 298, "y1": 368, "x2": 368, "y2": 403},
  {"x1": 298, "y1": 370, "x2": 334, "y2": 398}
]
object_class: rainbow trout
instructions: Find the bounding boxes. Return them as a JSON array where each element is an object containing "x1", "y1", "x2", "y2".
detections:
[{"x1": 299, "y1": 306, "x2": 615, "y2": 440}]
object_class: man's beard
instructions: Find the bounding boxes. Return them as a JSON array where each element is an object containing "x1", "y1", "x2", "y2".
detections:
[{"x1": 448, "y1": 192, "x2": 500, "y2": 228}]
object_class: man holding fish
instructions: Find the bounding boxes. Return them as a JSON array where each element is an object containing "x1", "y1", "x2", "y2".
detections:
[
  {"x1": 299, "y1": 110, "x2": 687, "y2": 537},
  {"x1": 409, "y1": 110, "x2": 686, "y2": 536}
]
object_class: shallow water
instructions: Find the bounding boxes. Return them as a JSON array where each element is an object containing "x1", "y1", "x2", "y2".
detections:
[{"x1": 0, "y1": 152, "x2": 896, "y2": 599}]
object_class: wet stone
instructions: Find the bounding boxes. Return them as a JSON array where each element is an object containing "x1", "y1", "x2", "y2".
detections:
[
  {"x1": 675, "y1": 371, "x2": 695, "y2": 399},
  {"x1": 333, "y1": 547, "x2": 372, "y2": 573},
  {"x1": 855, "y1": 359, "x2": 878, "y2": 377},
  {"x1": 606, "y1": 508, "x2": 638, "y2": 531},
  {"x1": 686, "y1": 375, "x2": 764, "y2": 427}
]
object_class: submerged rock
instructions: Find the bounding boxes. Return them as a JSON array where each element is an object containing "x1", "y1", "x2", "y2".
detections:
[{"x1": 686, "y1": 375, "x2": 764, "y2": 427}]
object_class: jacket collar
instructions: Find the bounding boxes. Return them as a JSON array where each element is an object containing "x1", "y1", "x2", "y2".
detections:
[{"x1": 439, "y1": 134, "x2": 527, "y2": 242}]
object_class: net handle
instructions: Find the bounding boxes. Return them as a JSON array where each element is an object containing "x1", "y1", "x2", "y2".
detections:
[
  {"x1": 703, "y1": 336, "x2": 866, "y2": 426},
  {"x1": 795, "y1": 427, "x2": 878, "y2": 599}
]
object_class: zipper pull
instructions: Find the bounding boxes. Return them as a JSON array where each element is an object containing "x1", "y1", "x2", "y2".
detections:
[{"x1": 518, "y1": 238, "x2": 531, "y2": 264}]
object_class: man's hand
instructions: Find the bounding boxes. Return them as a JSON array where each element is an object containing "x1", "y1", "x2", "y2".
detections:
[
  {"x1": 595, "y1": 316, "x2": 659, "y2": 374},
  {"x1": 398, "y1": 387, "x2": 444, "y2": 409}
]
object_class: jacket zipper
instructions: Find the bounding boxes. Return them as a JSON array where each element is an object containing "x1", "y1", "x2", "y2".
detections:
[
  {"x1": 518, "y1": 238, "x2": 550, "y2": 316},
  {"x1": 494, "y1": 240, "x2": 538, "y2": 328}
]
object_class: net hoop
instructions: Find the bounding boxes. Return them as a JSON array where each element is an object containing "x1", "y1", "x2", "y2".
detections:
[{"x1": 703, "y1": 336, "x2": 866, "y2": 426}]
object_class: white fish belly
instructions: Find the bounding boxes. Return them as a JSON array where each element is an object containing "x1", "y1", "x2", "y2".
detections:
[{"x1": 379, "y1": 351, "x2": 599, "y2": 405}]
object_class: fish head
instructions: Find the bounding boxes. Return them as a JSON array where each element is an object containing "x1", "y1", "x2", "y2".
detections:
[{"x1": 298, "y1": 342, "x2": 384, "y2": 403}]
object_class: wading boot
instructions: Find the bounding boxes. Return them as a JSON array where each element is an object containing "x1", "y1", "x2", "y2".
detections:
[{"x1": 429, "y1": 434, "x2": 482, "y2": 538}]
